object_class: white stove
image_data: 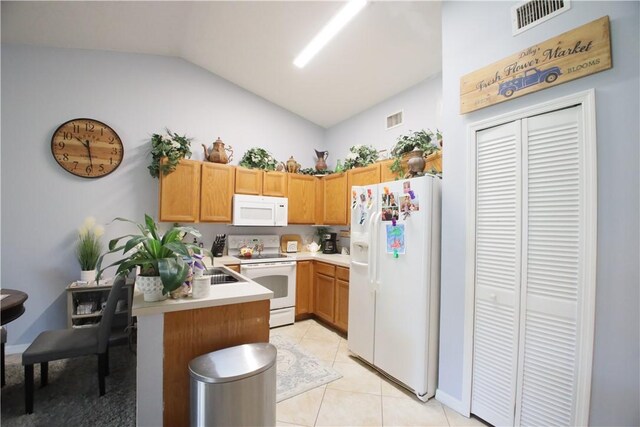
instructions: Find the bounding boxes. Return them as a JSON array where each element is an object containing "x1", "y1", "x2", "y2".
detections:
[{"x1": 228, "y1": 235, "x2": 296, "y2": 327}]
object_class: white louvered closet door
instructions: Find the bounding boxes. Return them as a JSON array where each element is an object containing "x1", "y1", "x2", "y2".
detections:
[
  {"x1": 516, "y1": 105, "x2": 584, "y2": 426},
  {"x1": 471, "y1": 121, "x2": 522, "y2": 427},
  {"x1": 471, "y1": 104, "x2": 592, "y2": 427}
]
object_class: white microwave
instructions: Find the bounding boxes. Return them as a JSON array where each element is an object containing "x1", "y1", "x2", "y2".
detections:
[{"x1": 232, "y1": 194, "x2": 288, "y2": 226}]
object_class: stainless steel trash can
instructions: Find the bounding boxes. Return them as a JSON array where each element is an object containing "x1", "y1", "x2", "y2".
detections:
[{"x1": 189, "y1": 343, "x2": 277, "y2": 427}]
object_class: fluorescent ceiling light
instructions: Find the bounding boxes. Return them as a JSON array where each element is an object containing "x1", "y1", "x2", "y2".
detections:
[{"x1": 293, "y1": 0, "x2": 367, "y2": 69}]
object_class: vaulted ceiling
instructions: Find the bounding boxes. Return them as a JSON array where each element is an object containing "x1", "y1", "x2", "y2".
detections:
[{"x1": 1, "y1": 1, "x2": 441, "y2": 128}]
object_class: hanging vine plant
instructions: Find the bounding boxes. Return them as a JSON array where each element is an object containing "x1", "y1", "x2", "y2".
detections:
[
  {"x1": 341, "y1": 144, "x2": 379, "y2": 170},
  {"x1": 148, "y1": 129, "x2": 193, "y2": 178},
  {"x1": 389, "y1": 129, "x2": 440, "y2": 175},
  {"x1": 238, "y1": 147, "x2": 278, "y2": 170}
]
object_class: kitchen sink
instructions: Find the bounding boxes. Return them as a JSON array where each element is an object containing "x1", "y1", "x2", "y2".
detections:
[{"x1": 204, "y1": 268, "x2": 242, "y2": 285}]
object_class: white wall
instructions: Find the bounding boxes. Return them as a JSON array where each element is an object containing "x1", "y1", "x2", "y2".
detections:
[
  {"x1": 324, "y1": 75, "x2": 442, "y2": 168},
  {"x1": 0, "y1": 44, "x2": 323, "y2": 347},
  {"x1": 439, "y1": 2, "x2": 639, "y2": 425}
]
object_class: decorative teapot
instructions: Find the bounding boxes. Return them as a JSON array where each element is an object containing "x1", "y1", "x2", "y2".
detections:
[
  {"x1": 286, "y1": 156, "x2": 301, "y2": 173},
  {"x1": 202, "y1": 137, "x2": 233, "y2": 164},
  {"x1": 314, "y1": 149, "x2": 329, "y2": 171}
]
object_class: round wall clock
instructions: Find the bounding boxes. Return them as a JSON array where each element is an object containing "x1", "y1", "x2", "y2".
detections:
[{"x1": 51, "y1": 118, "x2": 124, "y2": 178}]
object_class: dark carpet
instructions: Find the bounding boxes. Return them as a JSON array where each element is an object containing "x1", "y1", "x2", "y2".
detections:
[{"x1": 1, "y1": 346, "x2": 136, "y2": 427}]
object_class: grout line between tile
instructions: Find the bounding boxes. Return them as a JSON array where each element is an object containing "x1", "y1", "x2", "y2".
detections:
[
  {"x1": 443, "y1": 402, "x2": 452, "y2": 426},
  {"x1": 313, "y1": 385, "x2": 328, "y2": 427}
]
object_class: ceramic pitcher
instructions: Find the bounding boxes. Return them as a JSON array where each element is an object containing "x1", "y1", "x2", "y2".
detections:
[
  {"x1": 315, "y1": 149, "x2": 329, "y2": 171},
  {"x1": 202, "y1": 137, "x2": 233, "y2": 164}
]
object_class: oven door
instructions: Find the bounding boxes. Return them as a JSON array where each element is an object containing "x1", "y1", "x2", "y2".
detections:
[{"x1": 240, "y1": 261, "x2": 296, "y2": 310}]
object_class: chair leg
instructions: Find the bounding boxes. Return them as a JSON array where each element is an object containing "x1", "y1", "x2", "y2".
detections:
[
  {"x1": 1, "y1": 342, "x2": 5, "y2": 388},
  {"x1": 98, "y1": 353, "x2": 106, "y2": 396},
  {"x1": 25, "y1": 364, "x2": 34, "y2": 414},
  {"x1": 40, "y1": 362, "x2": 48, "y2": 387},
  {"x1": 105, "y1": 347, "x2": 110, "y2": 377}
]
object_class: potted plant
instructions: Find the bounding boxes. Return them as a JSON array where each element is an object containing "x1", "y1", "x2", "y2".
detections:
[
  {"x1": 238, "y1": 147, "x2": 278, "y2": 170},
  {"x1": 148, "y1": 129, "x2": 193, "y2": 178},
  {"x1": 96, "y1": 215, "x2": 210, "y2": 302},
  {"x1": 76, "y1": 216, "x2": 104, "y2": 283},
  {"x1": 342, "y1": 145, "x2": 379, "y2": 170},
  {"x1": 389, "y1": 129, "x2": 440, "y2": 176}
]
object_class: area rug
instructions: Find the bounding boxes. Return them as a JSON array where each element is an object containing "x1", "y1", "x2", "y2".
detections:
[
  {"x1": 0, "y1": 335, "x2": 340, "y2": 425},
  {"x1": 271, "y1": 334, "x2": 342, "y2": 402},
  {"x1": 0, "y1": 345, "x2": 136, "y2": 427}
]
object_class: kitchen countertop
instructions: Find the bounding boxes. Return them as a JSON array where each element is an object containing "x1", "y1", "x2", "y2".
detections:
[
  {"x1": 210, "y1": 255, "x2": 242, "y2": 266},
  {"x1": 209, "y1": 253, "x2": 351, "y2": 268},
  {"x1": 284, "y1": 252, "x2": 351, "y2": 267},
  {"x1": 132, "y1": 266, "x2": 273, "y2": 317}
]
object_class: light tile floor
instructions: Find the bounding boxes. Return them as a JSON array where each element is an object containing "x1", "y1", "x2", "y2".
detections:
[{"x1": 271, "y1": 319, "x2": 488, "y2": 427}]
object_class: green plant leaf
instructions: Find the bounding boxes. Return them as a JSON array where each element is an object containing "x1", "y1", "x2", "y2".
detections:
[
  {"x1": 144, "y1": 214, "x2": 159, "y2": 240},
  {"x1": 164, "y1": 241, "x2": 191, "y2": 258},
  {"x1": 158, "y1": 258, "x2": 189, "y2": 293}
]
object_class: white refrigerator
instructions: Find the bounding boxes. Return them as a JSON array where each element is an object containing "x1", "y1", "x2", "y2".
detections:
[{"x1": 348, "y1": 175, "x2": 441, "y2": 401}]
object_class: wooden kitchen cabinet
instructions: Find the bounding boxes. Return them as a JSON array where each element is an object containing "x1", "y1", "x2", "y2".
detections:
[
  {"x1": 347, "y1": 162, "x2": 381, "y2": 189},
  {"x1": 425, "y1": 151, "x2": 443, "y2": 173},
  {"x1": 379, "y1": 159, "x2": 403, "y2": 183},
  {"x1": 263, "y1": 172, "x2": 288, "y2": 197},
  {"x1": 315, "y1": 178, "x2": 325, "y2": 225},
  {"x1": 378, "y1": 151, "x2": 442, "y2": 183},
  {"x1": 295, "y1": 260, "x2": 313, "y2": 318},
  {"x1": 322, "y1": 172, "x2": 348, "y2": 225},
  {"x1": 287, "y1": 174, "x2": 316, "y2": 224},
  {"x1": 225, "y1": 264, "x2": 240, "y2": 272},
  {"x1": 314, "y1": 268, "x2": 335, "y2": 324},
  {"x1": 311, "y1": 262, "x2": 349, "y2": 332},
  {"x1": 200, "y1": 163, "x2": 235, "y2": 222},
  {"x1": 235, "y1": 167, "x2": 263, "y2": 195},
  {"x1": 159, "y1": 159, "x2": 201, "y2": 222},
  {"x1": 334, "y1": 278, "x2": 349, "y2": 331}
]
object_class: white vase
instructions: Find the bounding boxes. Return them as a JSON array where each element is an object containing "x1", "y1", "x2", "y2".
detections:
[
  {"x1": 80, "y1": 269, "x2": 97, "y2": 283},
  {"x1": 191, "y1": 275, "x2": 212, "y2": 299},
  {"x1": 136, "y1": 276, "x2": 166, "y2": 302}
]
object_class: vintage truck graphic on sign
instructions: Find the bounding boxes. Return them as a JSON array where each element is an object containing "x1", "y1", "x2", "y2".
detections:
[{"x1": 498, "y1": 66, "x2": 563, "y2": 98}]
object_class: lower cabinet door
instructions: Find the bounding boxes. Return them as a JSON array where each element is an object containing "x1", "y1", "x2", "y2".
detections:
[
  {"x1": 314, "y1": 273, "x2": 335, "y2": 324},
  {"x1": 295, "y1": 261, "x2": 312, "y2": 316},
  {"x1": 334, "y1": 279, "x2": 349, "y2": 331}
]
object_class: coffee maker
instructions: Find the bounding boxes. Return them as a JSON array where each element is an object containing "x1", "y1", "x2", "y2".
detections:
[{"x1": 321, "y1": 232, "x2": 338, "y2": 254}]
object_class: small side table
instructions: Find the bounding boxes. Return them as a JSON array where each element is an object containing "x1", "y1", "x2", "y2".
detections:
[{"x1": 1, "y1": 289, "x2": 28, "y2": 325}]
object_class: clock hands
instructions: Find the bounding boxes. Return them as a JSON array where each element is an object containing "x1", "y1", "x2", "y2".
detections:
[{"x1": 75, "y1": 136, "x2": 93, "y2": 167}]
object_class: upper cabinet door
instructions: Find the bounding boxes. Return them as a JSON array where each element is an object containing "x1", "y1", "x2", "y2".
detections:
[
  {"x1": 235, "y1": 167, "x2": 263, "y2": 195},
  {"x1": 287, "y1": 174, "x2": 316, "y2": 224},
  {"x1": 379, "y1": 159, "x2": 400, "y2": 183},
  {"x1": 263, "y1": 171, "x2": 288, "y2": 197},
  {"x1": 322, "y1": 172, "x2": 348, "y2": 225},
  {"x1": 315, "y1": 178, "x2": 325, "y2": 225},
  {"x1": 348, "y1": 163, "x2": 381, "y2": 189},
  {"x1": 159, "y1": 159, "x2": 201, "y2": 223},
  {"x1": 200, "y1": 163, "x2": 235, "y2": 223},
  {"x1": 425, "y1": 151, "x2": 443, "y2": 174}
]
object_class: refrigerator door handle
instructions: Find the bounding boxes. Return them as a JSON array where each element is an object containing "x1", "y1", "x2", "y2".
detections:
[
  {"x1": 351, "y1": 260, "x2": 368, "y2": 268},
  {"x1": 373, "y1": 211, "x2": 382, "y2": 293},
  {"x1": 367, "y1": 211, "x2": 378, "y2": 294},
  {"x1": 370, "y1": 211, "x2": 383, "y2": 295}
]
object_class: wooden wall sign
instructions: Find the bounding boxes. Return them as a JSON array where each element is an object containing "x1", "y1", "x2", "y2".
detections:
[{"x1": 460, "y1": 16, "x2": 611, "y2": 114}]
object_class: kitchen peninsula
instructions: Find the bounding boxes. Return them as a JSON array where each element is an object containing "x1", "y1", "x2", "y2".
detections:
[{"x1": 133, "y1": 266, "x2": 273, "y2": 427}]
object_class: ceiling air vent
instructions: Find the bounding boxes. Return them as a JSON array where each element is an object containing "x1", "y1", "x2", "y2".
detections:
[
  {"x1": 512, "y1": 0, "x2": 570, "y2": 35},
  {"x1": 386, "y1": 111, "x2": 403, "y2": 130}
]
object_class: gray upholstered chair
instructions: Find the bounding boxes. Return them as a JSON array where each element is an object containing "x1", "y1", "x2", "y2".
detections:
[
  {"x1": 1, "y1": 326, "x2": 6, "y2": 387},
  {"x1": 22, "y1": 276, "x2": 125, "y2": 414}
]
